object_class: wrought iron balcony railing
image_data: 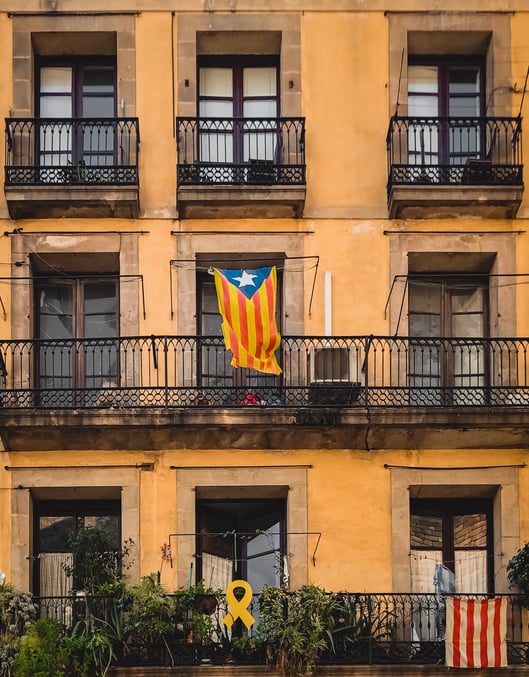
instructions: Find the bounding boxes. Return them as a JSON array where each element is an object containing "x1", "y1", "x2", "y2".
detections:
[
  {"x1": 1, "y1": 335, "x2": 529, "y2": 409},
  {"x1": 4, "y1": 117, "x2": 140, "y2": 185},
  {"x1": 176, "y1": 117, "x2": 305, "y2": 186},
  {"x1": 34, "y1": 592, "x2": 529, "y2": 667},
  {"x1": 386, "y1": 115, "x2": 523, "y2": 189}
]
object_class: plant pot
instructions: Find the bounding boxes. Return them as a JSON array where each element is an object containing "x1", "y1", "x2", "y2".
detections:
[{"x1": 193, "y1": 593, "x2": 217, "y2": 615}]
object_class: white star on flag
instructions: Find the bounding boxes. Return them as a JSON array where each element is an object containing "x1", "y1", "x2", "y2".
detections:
[{"x1": 233, "y1": 270, "x2": 258, "y2": 288}]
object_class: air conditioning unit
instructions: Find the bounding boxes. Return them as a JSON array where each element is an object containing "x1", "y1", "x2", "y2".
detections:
[{"x1": 308, "y1": 347, "x2": 361, "y2": 405}]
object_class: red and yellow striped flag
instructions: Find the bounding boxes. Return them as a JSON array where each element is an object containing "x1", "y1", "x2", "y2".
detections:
[
  {"x1": 213, "y1": 266, "x2": 282, "y2": 375},
  {"x1": 445, "y1": 597, "x2": 507, "y2": 668}
]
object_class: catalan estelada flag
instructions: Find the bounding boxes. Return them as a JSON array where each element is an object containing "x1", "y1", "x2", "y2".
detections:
[
  {"x1": 445, "y1": 597, "x2": 507, "y2": 668},
  {"x1": 213, "y1": 266, "x2": 282, "y2": 375}
]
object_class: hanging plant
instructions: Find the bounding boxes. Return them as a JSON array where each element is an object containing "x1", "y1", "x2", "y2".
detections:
[{"x1": 507, "y1": 542, "x2": 529, "y2": 605}]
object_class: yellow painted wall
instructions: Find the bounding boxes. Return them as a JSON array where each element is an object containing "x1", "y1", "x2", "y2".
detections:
[{"x1": 0, "y1": 6, "x2": 528, "y2": 598}]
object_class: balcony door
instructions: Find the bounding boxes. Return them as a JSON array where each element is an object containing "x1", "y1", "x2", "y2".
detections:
[
  {"x1": 36, "y1": 277, "x2": 118, "y2": 406},
  {"x1": 34, "y1": 499, "x2": 120, "y2": 596},
  {"x1": 37, "y1": 60, "x2": 116, "y2": 174},
  {"x1": 408, "y1": 278, "x2": 488, "y2": 405},
  {"x1": 196, "y1": 498, "x2": 285, "y2": 593},
  {"x1": 408, "y1": 60, "x2": 484, "y2": 174},
  {"x1": 197, "y1": 266, "x2": 282, "y2": 404},
  {"x1": 410, "y1": 498, "x2": 493, "y2": 594},
  {"x1": 198, "y1": 57, "x2": 279, "y2": 180}
]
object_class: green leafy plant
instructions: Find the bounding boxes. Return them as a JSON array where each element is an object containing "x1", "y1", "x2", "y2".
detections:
[
  {"x1": 123, "y1": 574, "x2": 179, "y2": 664},
  {"x1": 259, "y1": 584, "x2": 337, "y2": 677},
  {"x1": 0, "y1": 584, "x2": 38, "y2": 637},
  {"x1": 14, "y1": 617, "x2": 90, "y2": 677},
  {"x1": 507, "y1": 542, "x2": 529, "y2": 605},
  {"x1": 0, "y1": 635, "x2": 19, "y2": 677},
  {"x1": 326, "y1": 593, "x2": 397, "y2": 660},
  {"x1": 63, "y1": 526, "x2": 134, "y2": 594}
]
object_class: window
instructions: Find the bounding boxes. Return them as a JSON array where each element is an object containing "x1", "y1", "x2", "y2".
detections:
[
  {"x1": 34, "y1": 499, "x2": 120, "y2": 595},
  {"x1": 408, "y1": 276, "x2": 488, "y2": 404},
  {"x1": 198, "y1": 56, "x2": 280, "y2": 172},
  {"x1": 197, "y1": 261, "x2": 283, "y2": 403},
  {"x1": 408, "y1": 58, "x2": 485, "y2": 172},
  {"x1": 196, "y1": 498, "x2": 285, "y2": 593},
  {"x1": 37, "y1": 58, "x2": 117, "y2": 171},
  {"x1": 36, "y1": 277, "x2": 119, "y2": 405},
  {"x1": 410, "y1": 498, "x2": 493, "y2": 594}
]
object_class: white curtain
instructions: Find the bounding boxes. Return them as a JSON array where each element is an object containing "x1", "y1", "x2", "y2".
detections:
[
  {"x1": 455, "y1": 551, "x2": 487, "y2": 593},
  {"x1": 202, "y1": 552, "x2": 232, "y2": 591},
  {"x1": 40, "y1": 552, "x2": 72, "y2": 596},
  {"x1": 39, "y1": 552, "x2": 73, "y2": 624}
]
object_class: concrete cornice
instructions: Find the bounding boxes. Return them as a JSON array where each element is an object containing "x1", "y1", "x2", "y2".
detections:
[{"x1": 0, "y1": 1, "x2": 524, "y2": 15}]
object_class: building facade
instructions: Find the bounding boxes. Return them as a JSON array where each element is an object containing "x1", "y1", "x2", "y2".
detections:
[{"x1": 1, "y1": 0, "x2": 529, "y2": 671}]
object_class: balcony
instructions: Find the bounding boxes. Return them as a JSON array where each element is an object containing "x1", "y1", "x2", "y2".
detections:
[
  {"x1": 2, "y1": 335, "x2": 529, "y2": 450},
  {"x1": 34, "y1": 592, "x2": 529, "y2": 671},
  {"x1": 4, "y1": 118, "x2": 140, "y2": 219},
  {"x1": 1, "y1": 334, "x2": 529, "y2": 409},
  {"x1": 387, "y1": 116, "x2": 523, "y2": 219},
  {"x1": 176, "y1": 117, "x2": 306, "y2": 218}
]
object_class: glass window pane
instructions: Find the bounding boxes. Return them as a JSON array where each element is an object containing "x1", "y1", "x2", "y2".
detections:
[
  {"x1": 243, "y1": 67, "x2": 277, "y2": 97},
  {"x1": 409, "y1": 283, "x2": 441, "y2": 314},
  {"x1": 83, "y1": 515, "x2": 120, "y2": 548},
  {"x1": 454, "y1": 513, "x2": 487, "y2": 548},
  {"x1": 243, "y1": 99, "x2": 277, "y2": 118},
  {"x1": 410, "y1": 513, "x2": 443, "y2": 548},
  {"x1": 84, "y1": 282, "x2": 117, "y2": 315},
  {"x1": 82, "y1": 97, "x2": 114, "y2": 118},
  {"x1": 84, "y1": 314, "x2": 118, "y2": 338},
  {"x1": 199, "y1": 100, "x2": 233, "y2": 118},
  {"x1": 451, "y1": 288, "x2": 484, "y2": 313},
  {"x1": 83, "y1": 67, "x2": 115, "y2": 94},
  {"x1": 40, "y1": 96, "x2": 72, "y2": 118},
  {"x1": 408, "y1": 66, "x2": 438, "y2": 94},
  {"x1": 449, "y1": 68, "x2": 480, "y2": 95},
  {"x1": 40, "y1": 67, "x2": 72, "y2": 94},
  {"x1": 199, "y1": 68, "x2": 233, "y2": 97},
  {"x1": 409, "y1": 314, "x2": 441, "y2": 337},
  {"x1": 449, "y1": 97, "x2": 480, "y2": 117},
  {"x1": 452, "y1": 314, "x2": 484, "y2": 337},
  {"x1": 39, "y1": 516, "x2": 74, "y2": 551},
  {"x1": 408, "y1": 95, "x2": 439, "y2": 117}
]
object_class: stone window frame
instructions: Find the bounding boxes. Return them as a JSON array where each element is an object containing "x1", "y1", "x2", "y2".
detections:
[
  {"x1": 9, "y1": 466, "x2": 140, "y2": 592},
  {"x1": 175, "y1": 466, "x2": 309, "y2": 590},
  {"x1": 176, "y1": 13, "x2": 301, "y2": 119},
  {"x1": 390, "y1": 466, "x2": 520, "y2": 593},
  {"x1": 387, "y1": 12, "x2": 512, "y2": 118},
  {"x1": 11, "y1": 232, "x2": 140, "y2": 341},
  {"x1": 387, "y1": 232, "x2": 517, "y2": 337},
  {"x1": 175, "y1": 233, "x2": 304, "y2": 336},
  {"x1": 12, "y1": 14, "x2": 136, "y2": 118}
]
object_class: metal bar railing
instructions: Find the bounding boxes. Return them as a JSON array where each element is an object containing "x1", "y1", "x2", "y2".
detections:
[
  {"x1": 1, "y1": 335, "x2": 529, "y2": 409},
  {"x1": 176, "y1": 117, "x2": 305, "y2": 186},
  {"x1": 386, "y1": 115, "x2": 523, "y2": 190},
  {"x1": 4, "y1": 117, "x2": 140, "y2": 186},
  {"x1": 33, "y1": 592, "x2": 529, "y2": 667}
]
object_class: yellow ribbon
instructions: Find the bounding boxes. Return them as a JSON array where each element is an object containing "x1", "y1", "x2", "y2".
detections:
[{"x1": 223, "y1": 579, "x2": 255, "y2": 629}]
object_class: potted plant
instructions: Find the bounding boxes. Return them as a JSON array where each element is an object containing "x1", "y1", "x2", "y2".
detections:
[
  {"x1": 259, "y1": 584, "x2": 337, "y2": 677},
  {"x1": 123, "y1": 574, "x2": 181, "y2": 666}
]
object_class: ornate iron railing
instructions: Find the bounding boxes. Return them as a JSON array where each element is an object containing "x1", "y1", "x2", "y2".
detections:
[
  {"x1": 1, "y1": 334, "x2": 529, "y2": 409},
  {"x1": 34, "y1": 592, "x2": 529, "y2": 666},
  {"x1": 387, "y1": 116, "x2": 523, "y2": 189},
  {"x1": 176, "y1": 117, "x2": 305, "y2": 186},
  {"x1": 4, "y1": 117, "x2": 140, "y2": 185}
]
